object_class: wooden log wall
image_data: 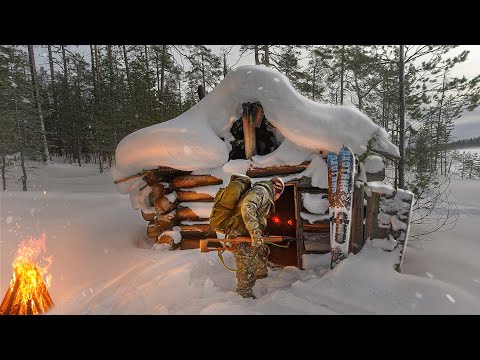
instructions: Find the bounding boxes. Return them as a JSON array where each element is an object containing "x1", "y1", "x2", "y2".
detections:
[
  {"x1": 138, "y1": 158, "x2": 409, "y2": 268},
  {"x1": 364, "y1": 186, "x2": 414, "y2": 272},
  {"x1": 141, "y1": 171, "x2": 224, "y2": 249}
]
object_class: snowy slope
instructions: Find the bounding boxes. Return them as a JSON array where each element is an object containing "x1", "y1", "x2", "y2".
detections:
[
  {"x1": 113, "y1": 65, "x2": 399, "y2": 183},
  {"x1": 2, "y1": 161, "x2": 480, "y2": 314}
]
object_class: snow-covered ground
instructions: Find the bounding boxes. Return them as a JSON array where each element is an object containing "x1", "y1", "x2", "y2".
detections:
[{"x1": 1, "y1": 159, "x2": 480, "y2": 314}]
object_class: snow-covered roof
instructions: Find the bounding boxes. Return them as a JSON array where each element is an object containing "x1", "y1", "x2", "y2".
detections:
[{"x1": 113, "y1": 65, "x2": 399, "y2": 182}]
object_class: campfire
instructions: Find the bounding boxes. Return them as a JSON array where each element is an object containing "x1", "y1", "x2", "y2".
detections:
[{"x1": 0, "y1": 234, "x2": 54, "y2": 315}]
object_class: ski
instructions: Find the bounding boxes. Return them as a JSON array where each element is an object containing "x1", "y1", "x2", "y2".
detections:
[
  {"x1": 327, "y1": 151, "x2": 338, "y2": 263},
  {"x1": 331, "y1": 146, "x2": 355, "y2": 268}
]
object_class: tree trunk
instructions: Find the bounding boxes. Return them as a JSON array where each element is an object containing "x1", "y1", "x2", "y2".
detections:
[
  {"x1": 90, "y1": 45, "x2": 102, "y2": 173},
  {"x1": 160, "y1": 45, "x2": 166, "y2": 100},
  {"x1": 90, "y1": 45, "x2": 99, "y2": 105},
  {"x1": 354, "y1": 71, "x2": 363, "y2": 111},
  {"x1": 201, "y1": 52, "x2": 206, "y2": 90},
  {"x1": 177, "y1": 73, "x2": 182, "y2": 111},
  {"x1": 197, "y1": 85, "x2": 206, "y2": 100},
  {"x1": 73, "y1": 57, "x2": 82, "y2": 167},
  {"x1": 62, "y1": 45, "x2": 81, "y2": 167},
  {"x1": 254, "y1": 45, "x2": 260, "y2": 65},
  {"x1": 223, "y1": 52, "x2": 227, "y2": 77},
  {"x1": 27, "y1": 45, "x2": 50, "y2": 163},
  {"x1": 263, "y1": 45, "x2": 270, "y2": 67},
  {"x1": 155, "y1": 51, "x2": 161, "y2": 101},
  {"x1": 312, "y1": 60, "x2": 316, "y2": 101},
  {"x1": 14, "y1": 92, "x2": 27, "y2": 191},
  {"x1": 47, "y1": 45, "x2": 57, "y2": 113},
  {"x1": 434, "y1": 69, "x2": 447, "y2": 172},
  {"x1": 1, "y1": 155, "x2": 6, "y2": 191},
  {"x1": 107, "y1": 45, "x2": 114, "y2": 96},
  {"x1": 398, "y1": 44, "x2": 406, "y2": 189},
  {"x1": 122, "y1": 45, "x2": 132, "y2": 96},
  {"x1": 340, "y1": 45, "x2": 345, "y2": 105},
  {"x1": 144, "y1": 45, "x2": 150, "y2": 119}
]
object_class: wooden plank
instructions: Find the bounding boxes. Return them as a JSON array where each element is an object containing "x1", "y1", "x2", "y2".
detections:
[
  {"x1": 171, "y1": 175, "x2": 223, "y2": 189},
  {"x1": 303, "y1": 231, "x2": 330, "y2": 253},
  {"x1": 143, "y1": 167, "x2": 192, "y2": 184},
  {"x1": 243, "y1": 103, "x2": 257, "y2": 159},
  {"x1": 176, "y1": 191, "x2": 214, "y2": 202},
  {"x1": 295, "y1": 184, "x2": 304, "y2": 269},
  {"x1": 303, "y1": 222, "x2": 329, "y2": 232},
  {"x1": 147, "y1": 221, "x2": 163, "y2": 238},
  {"x1": 366, "y1": 168, "x2": 386, "y2": 182},
  {"x1": 180, "y1": 238, "x2": 201, "y2": 250},
  {"x1": 179, "y1": 224, "x2": 215, "y2": 239},
  {"x1": 350, "y1": 182, "x2": 365, "y2": 254},
  {"x1": 389, "y1": 190, "x2": 414, "y2": 272},
  {"x1": 364, "y1": 191, "x2": 388, "y2": 242},
  {"x1": 252, "y1": 103, "x2": 264, "y2": 127},
  {"x1": 175, "y1": 206, "x2": 209, "y2": 221},
  {"x1": 246, "y1": 161, "x2": 310, "y2": 178},
  {"x1": 141, "y1": 210, "x2": 155, "y2": 221}
]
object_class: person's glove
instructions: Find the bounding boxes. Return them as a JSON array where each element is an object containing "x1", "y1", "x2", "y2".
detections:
[{"x1": 251, "y1": 229, "x2": 263, "y2": 248}]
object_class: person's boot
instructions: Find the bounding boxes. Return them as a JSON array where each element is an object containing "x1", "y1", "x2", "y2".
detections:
[
  {"x1": 234, "y1": 243, "x2": 257, "y2": 298},
  {"x1": 256, "y1": 244, "x2": 269, "y2": 279}
]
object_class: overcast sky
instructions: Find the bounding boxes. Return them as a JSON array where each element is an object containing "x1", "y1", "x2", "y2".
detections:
[{"x1": 35, "y1": 45, "x2": 480, "y2": 141}]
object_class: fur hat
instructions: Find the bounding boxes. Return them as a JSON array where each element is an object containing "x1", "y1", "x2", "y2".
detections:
[{"x1": 271, "y1": 176, "x2": 285, "y2": 195}]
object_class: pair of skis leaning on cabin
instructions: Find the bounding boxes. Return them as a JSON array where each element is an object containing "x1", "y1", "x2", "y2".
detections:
[{"x1": 327, "y1": 146, "x2": 356, "y2": 269}]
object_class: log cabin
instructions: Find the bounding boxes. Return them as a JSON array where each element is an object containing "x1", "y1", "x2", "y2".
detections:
[{"x1": 112, "y1": 65, "x2": 413, "y2": 271}]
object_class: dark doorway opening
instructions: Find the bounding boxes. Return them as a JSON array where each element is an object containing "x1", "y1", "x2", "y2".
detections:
[{"x1": 265, "y1": 184, "x2": 296, "y2": 238}]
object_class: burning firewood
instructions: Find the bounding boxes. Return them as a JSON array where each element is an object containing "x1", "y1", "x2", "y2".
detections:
[{"x1": 0, "y1": 234, "x2": 54, "y2": 315}]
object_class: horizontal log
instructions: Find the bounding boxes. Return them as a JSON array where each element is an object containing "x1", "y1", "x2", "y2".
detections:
[
  {"x1": 180, "y1": 238, "x2": 201, "y2": 250},
  {"x1": 147, "y1": 221, "x2": 161, "y2": 238},
  {"x1": 176, "y1": 191, "x2": 214, "y2": 202},
  {"x1": 246, "y1": 161, "x2": 310, "y2": 178},
  {"x1": 179, "y1": 224, "x2": 215, "y2": 239},
  {"x1": 149, "y1": 192, "x2": 176, "y2": 214},
  {"x1": 143, "y1": 167, "x2": 192, "y2": 185},
  {"x1": 175, "y1": 206, "x2": 209, "y2": 221},
  {"x1": 157, "y1": 234, "x2": 175, "y2": 247},
  {"x1": 172, "y1": 175, "x2": 223, "y2": 189},
  {"x1": 141, "y1": 210, "x2": 155, "y2": 221},
  {"x1": 303, "y1": 223, "x2": 330, "y2": 232},
  {"x1": 179, "y1": 224, "x2": 212, "y2": 232},
  {"x1": 155, "y1": 214, "x2": 176, "y2": 228}
]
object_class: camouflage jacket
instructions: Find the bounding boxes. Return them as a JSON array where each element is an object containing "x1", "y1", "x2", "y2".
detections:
[{"x1": 228, "y1": 180, "x2": 276, "y2": 243}]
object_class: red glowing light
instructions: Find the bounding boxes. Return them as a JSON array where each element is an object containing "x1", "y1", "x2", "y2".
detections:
[
  {"x1": 272, "y1": 216, "x2": 280, "y2": 224},
  {"x1": 287, "y1": 219, "x2": 294, "y2": 226}
]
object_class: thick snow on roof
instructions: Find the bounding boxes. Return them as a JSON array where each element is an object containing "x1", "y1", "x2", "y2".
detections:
[{"x1": 113, "y1": 65, "x2": 399, "y2": 182}]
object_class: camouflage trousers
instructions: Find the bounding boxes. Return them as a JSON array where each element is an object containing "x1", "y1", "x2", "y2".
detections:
[{"x1": 233, "y1": 242, "x2": 269, "y2": 298}]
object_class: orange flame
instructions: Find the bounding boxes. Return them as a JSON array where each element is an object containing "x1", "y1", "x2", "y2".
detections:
[{"x1": 0, "y1": 233, "x2": 54, "y2": 315}]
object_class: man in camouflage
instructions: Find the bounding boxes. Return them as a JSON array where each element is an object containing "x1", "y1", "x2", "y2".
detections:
[{"x1": 227, "y1": 176, "x2": 285, "y2": 298}]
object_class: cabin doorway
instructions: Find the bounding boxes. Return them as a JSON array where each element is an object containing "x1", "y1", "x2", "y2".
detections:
[{"x1": 264, "y1": 182, "x2": 301, "y2": 268}]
